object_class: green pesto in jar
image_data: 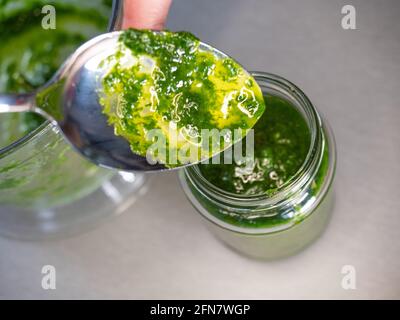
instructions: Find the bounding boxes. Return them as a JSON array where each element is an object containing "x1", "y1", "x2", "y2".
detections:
[
  {"x1": 99, "y1": 29, "x2": 266, "y2": 167},
  {"x1": 188, "y1": 92, "x2": 331, "y2": 229},
  {"x1": 199, "y1": 94, "x2": 311, "y2": 196}
]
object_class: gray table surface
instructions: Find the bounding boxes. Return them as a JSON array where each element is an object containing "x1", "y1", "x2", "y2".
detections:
[{"x1": 0, "y1": 0, "x2": 399, "y2": 299}]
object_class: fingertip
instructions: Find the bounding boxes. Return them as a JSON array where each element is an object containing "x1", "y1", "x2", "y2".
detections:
[{"x1": 122, "y1": 0, "x2": 172, "y2": 30}]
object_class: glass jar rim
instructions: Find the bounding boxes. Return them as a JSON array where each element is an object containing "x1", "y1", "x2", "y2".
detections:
[
  {"x1": 0, "y1": 0, "x2": 122, "y2": 157},
  {"x1": 185, "y1": 71, "x2": 324, "y2": 206}
]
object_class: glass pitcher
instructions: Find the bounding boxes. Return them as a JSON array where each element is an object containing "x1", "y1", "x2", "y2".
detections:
[{"x1": 0, "y1": 0, "x2": 147, "y2": 239}]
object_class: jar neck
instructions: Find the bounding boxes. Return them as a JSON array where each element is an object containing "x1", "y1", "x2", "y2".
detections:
[{"x1": 184, "y1": 72, "x2": 324, "y2": 210}]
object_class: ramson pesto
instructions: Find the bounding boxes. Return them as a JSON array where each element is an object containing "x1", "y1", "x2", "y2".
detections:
[
  {"x1": 99, "y1": 29, "x2": 266, "y2": 167},
  {"x1": 179, "y1": 73, "x2": 335, "y2": 260},
  {"x1": 0, "y1": 0, "x2": 111, "y2": 148},
  {"x1": 199, "y1": 94, "x2": 311, "y2": 196},
  {"x1": 0, "y1": 0, "x2": 113, "y2": 207},
  {"x1": 185, "y1": 93, "x2": 329, "y2": 230}
]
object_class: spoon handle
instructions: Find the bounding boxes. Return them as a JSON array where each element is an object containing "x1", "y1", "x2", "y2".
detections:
[{"x1": 0, "y1": 93, "x2": 34, "y2": 113}]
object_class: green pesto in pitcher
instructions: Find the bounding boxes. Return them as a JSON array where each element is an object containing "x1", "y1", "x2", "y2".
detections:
[
  {"x1": 0, "y1": 0, "x2": 113, "y2": 207},
  {"x1": 0, "y1": 0, "x2": 111, "y2": 148}
]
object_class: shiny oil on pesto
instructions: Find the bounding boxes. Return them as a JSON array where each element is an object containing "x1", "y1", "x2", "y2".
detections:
[{"x1": 99, "y1": 29, "x2": 266, "y2": 167}]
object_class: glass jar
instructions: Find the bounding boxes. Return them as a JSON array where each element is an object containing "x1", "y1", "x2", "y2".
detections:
[
  {"x1": 0, "y1": 0, "x2": 147, "y2": 239},
  {"x1": 179, "y1": 72, "x2": 336, "y2": 260}
]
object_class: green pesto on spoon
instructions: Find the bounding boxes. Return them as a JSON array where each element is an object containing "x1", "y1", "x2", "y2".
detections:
[{"x1": 0, "y1": 29, "x2": 265, "y2": 171}]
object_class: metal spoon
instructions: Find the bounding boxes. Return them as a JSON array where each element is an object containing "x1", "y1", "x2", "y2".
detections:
[{"x1": 0, "y1": 31, "x2": 236, "y2": 172}]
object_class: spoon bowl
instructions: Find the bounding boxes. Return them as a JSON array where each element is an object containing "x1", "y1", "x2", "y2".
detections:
[{"x1": 0, "y1": 31, "x2": 242, "y2": 172}]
